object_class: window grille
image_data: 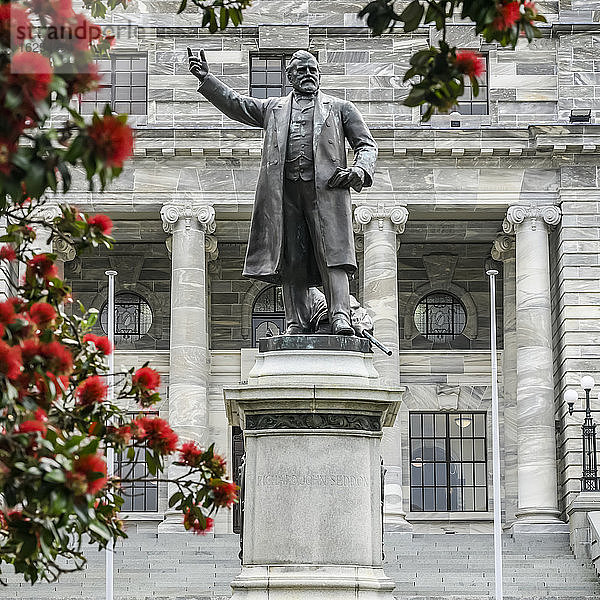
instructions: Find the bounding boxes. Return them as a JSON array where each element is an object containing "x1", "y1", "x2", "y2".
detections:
[
  {"x1": 409, "y1": 412, "x2": 488, "y2": 512},
  {"x1": 250, "y1": 54, "x2": 293, "y2": 99},
  {"x1": 100, "y1": 292, "x2": 153, "y2": 345},
  {"x1": 414, "y1": 292, "x2": 466, "y2": 342},
  {"x1": 80, "y1": 54, "x2": 147, "y2": 115},
  {"x1": 251, "y1": 286, "x2": 285, "y2": 346},
  {"x1": 115, "y1": 412, "x2": 159, "y2": 512}
]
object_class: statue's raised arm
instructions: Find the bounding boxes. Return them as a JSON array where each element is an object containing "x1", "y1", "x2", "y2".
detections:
[
  {"x1": 189, "y1": 49, "x2": 378, "y2": 340},
  {"x1": 188, "y1": 47, "x2": 268, "y2": 129}
]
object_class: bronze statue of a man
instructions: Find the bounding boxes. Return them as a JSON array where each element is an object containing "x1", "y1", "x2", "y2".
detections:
[{"x1": 189, "y1": 49, "x2": 377, "y2": 336}]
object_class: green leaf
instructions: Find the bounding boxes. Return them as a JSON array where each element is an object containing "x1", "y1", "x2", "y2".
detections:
[
  {"x1": 168, "y1": 491, "x2": 183, "y2": 508},
  {"x1": 177, "y1": 0, "x2": 187, "y2": 13},
  {"x1": 145, "y1": 449, "x2": 158, "y2": 476},
  {"x1": 89, "y1": 520, "x2": 111, "y2": 541},
  {"x1": 44, "y1": 470, "x2": 66, "y2": 484},
  {"x1": 400, "y1": 1, "x2": 424, "y2": 32}
]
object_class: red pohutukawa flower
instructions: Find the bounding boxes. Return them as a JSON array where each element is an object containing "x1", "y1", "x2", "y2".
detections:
[
  {"x1": 26, "y1": 254, "x2": 58, "y2": 280},
  {"x1": 9, "y1": 52, "x2": 53, "y2": 104},
  {"x1": 41, "y1": 341, "x2": 73, "y2": 375},
  {"x1": 132, "y1": 367, "x2": 160, "y2": 391},
  {"x1": 493, "y1": 1, "x2": 521, "y2": 30},
  {"x1": 83, "y1": 333, "x2": 113, "y2": 355},
  {"x1": 0, "y1": 245, "x2": 16, "y2": 261},
  {"x1": 0, "y1": 341, "x2": 22, "y2": 380},
  {"x1": 16, "y1": 419, "x2": 47, "y2": 437},
  {"x1": 183, "y1": 509, "x2": 214, "y2": 535},
  {"x1": 133, "y1": 416, "x2": 178, "y2": 455},
  {"x1": 179, "y1": 441, "x2": 203, "y2": 467},
  {"x1": 454, "y1": 51, "x2": 485, "y2": 79},
  {"x1": 69, "y1": 453, "x2": 108, "y2": 495},
  {"x1": 87, "y1": 214, "x2": 113, "y2": 235},
  {"x1": 34, "y1": 372, "x2": 67, "y2": 406},
  {"x1": 210, "y1": 480, "x2": 238, "y2": 508},
  {"x1": 0, "y1": 300, "x2": 17, "y2": 325},
  {"x1": 29, "y1": 302, "x2": 57, "y2": 327},
  {"x1": 76, "y1": 375, "x2": 108, "y2": 406},
  {"x1": 0, "y1": 4, "x2": 31, "y2": 46},
  {"x1": 87, "y1": 115, "x2": 134, "y2": 169}
]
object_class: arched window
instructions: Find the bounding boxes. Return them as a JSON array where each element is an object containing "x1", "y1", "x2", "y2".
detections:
[
  {"x1": 100, "y1": 292, "x2": 153, "y2": 345},
  {"x1": 252, "y1": 286, "x2": 285, "y2": 346},
  {"x1": 414, "y1": 292, "x2": 466, "y2": 343}
]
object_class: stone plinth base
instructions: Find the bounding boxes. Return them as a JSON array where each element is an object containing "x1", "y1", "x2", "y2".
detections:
[
  {"x1": 507, "y1": 507, "x2": 569, "y2": 534},
  {"x1": 567, "y1": 491, "x2": 600, "y2": 558},
  {"x1": 225, "y1": 339, "x2": 404, "y2": 600},
  {"x1": 230, "y1": 565, "x2": 395, "y2": 600}
]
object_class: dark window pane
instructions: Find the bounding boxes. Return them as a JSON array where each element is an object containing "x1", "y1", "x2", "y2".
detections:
[
  {"x1": 475, "y1": 487, "x2": 487, "y2": 511},
  {"x1": 115, "y1": 72, "x2": 131, "y2": 85},
  {"x1": 411, "y1": 464, "x2": 423, "y2": 486},
  {"x1": 132, "y1": 72, "x2": 146, "y2": 86},
  {"x1": 423, "y1": 439, "x2": 435, "y2": 462},
  {"x1": 436, "y1": 487, "x2": 448, "y2": 511},
  {"x1": 423, "y1": 488, "x2": 435, "y2": 511},
  {"x1": 410, "y1": 440, "x2": 423, "y2": 462},
  {"x1": 463, "y1": 488, "x2": 475, "y2": 511},
  {"x1": 423, "y1": 463, "x2": 434, "y2": 486},
  {"x1": 410, "y1": 413, "x2": 421, "y2": 436},
  {"x1": 434, "y1": 440, "x2": 446, "y2": 461},
  {"x1": 422, "y1": 414, "x2": 434, "y2": 436},
  {"x1": 474, "y1": 439, "x2": 486, "y2": 461},
  {"x1": 131, "y1": 102, "x2": 146, "y2": 114},
  {"x1": 115, "y1": 87, "x2": 131, "y2": 100},
  {"x1": 411, "y1": 488, "x2": 423, "y2": 511},
  {"x1": 450, "y1": 439, "x2": 461, "y2": 461},
  {"x1": 475, "y1": 463, "x2": 487, "y2": 486},
  {"x1": 462, "y1": 463, "x2": 474, "y2": 486},
  {"x1": 435, "y1": 462, "x2": 447, "y2": 486},
  {"x1": 435, "y1": 414, "x2": 446, "y2": 436},
  {"x1": 462, "y1": 439, "x2": 474, "y2": 461}
]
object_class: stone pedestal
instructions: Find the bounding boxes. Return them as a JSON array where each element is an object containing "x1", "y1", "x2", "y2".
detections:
[{"x1": 224, "y1": 336, "x2": 403, "y2": 600}]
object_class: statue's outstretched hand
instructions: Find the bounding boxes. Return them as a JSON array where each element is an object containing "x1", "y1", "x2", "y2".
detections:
[{"x1": 188, "y1": 47, "x2": 209, "y2": 82}]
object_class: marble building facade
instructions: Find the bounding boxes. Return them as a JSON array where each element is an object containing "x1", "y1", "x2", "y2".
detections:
[{"x1": 51, "y1": 0, "x2": 600, "y2": 544}]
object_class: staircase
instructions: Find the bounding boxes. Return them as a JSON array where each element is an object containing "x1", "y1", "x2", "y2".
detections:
[{"x1": 2, "y1": 532, "x2": 599, "y2": 599}]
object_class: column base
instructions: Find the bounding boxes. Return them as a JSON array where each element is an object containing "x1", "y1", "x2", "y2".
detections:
[
  {"x1": 507, "y1": 507, "x2": 568, "y2": 534},
  {"x1": 230, "y1": 565, "x2": 395, "y2": 600}
]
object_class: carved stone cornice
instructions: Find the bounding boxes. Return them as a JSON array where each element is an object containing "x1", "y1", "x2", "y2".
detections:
[
  {"x1": 245, "y1": 413, "x2": 382, "y2": 432},
  {"x1": 491, "y1": 233, "x2": 515, "y2": 262},
  {"x1": 160, "y1": 203, "x2": 216, "y2": 235},
  {"x1": 353, "y1": 203, "x2": 409, "y2": 234},
  {"x1": 503, "y1": 204, "x2": 561, "y2": 234}
]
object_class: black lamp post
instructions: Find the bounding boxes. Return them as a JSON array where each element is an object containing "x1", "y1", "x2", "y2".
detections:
[{"x1": 564, "y1": 376, "x2": 600, "y2": 492}]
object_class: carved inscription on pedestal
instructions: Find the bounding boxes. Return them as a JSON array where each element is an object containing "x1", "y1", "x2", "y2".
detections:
[{"x1": 256, "y1": 472, "x2": 369, "y2": 487}]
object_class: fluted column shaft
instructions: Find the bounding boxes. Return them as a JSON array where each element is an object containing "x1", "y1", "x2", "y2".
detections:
[
  {"x1": 504, "y1": 204, "x2": 562, "y2": 526},
  {"x1": 354, "y1": 203, "x2": 410, "y2": 530},
  {"x1": 162, "y1": 204, "x2": 216, "y2": 447}
]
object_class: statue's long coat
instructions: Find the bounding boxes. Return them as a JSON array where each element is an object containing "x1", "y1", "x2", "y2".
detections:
[{"x1": 198, "y1": 74, "x2": 378, "y2": 285}]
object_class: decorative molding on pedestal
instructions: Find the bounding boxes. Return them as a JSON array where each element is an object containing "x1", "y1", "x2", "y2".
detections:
[
  {"x1": 245, "y1": 413, "x2": 382, "y2": 432},
  {"x1": 160, "y1": 203, "x2": 216, "y2": 234},
  {"x1": 353, "y1": 203, "x2": 409, "y2": 234},
  {"x1": 502, "y1": 204, "x2": 561, "y2": 234},
  {"x1": 491, "y1": 233, "x2": 515, "y2": 262}
]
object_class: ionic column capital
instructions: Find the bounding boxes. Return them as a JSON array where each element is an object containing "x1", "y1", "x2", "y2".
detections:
[
  {"x1": 353, "y1": 203, "x2": 409, "y2": 234},
  {"x1": 160, "y1": 203, "x2": 216, "y2": 235},
  {"x1": 491, "y1": 233, "x2": 515, "y2": 262},
  {"x1": 503, "y1": 204, "x2": 561, "y2": 234}
]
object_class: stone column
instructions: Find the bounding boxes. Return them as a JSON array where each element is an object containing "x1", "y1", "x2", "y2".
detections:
[
  {"x1": 353, "y1": 203, "x2": 411, "y2": 530},
  {"x1": 159, "y1": 203, "x2": 215, "y2": 530},
  {"x1": 491, "y1": 234, "x2": 517, "y2": 525},
  {"x1": 503, "y1": 204, "x2": 564, "y2": 530}
]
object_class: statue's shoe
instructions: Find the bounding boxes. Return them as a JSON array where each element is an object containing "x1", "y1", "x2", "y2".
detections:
[
  {"x1": 285, "y1": 325, "x2": 310, "y2": 335},
  {"x1": 331, "y1": 317, "x2": 353, "y2": 336}
]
